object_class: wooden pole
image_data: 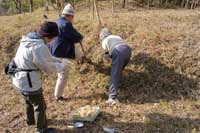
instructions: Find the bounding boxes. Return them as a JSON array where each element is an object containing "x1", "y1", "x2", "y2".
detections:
[{"x1": 94, "y1": 0, "x2": 102, "y2": 26}]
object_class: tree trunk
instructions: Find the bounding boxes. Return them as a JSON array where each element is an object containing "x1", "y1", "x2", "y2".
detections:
[
  {"x1": 159, "y1": 0, "x2": 163, "y2": 6},
  {"x1": 185, "y1": 0, "x2": 189, "y2": 8},
  {"x1": 195, "y1": 0, "x2": 200, "y2": 8},
  {"x1": 175, "y1": 0, "x2": 178, "y2": 6},
  {"x1": 191, "y1": 0, "x2": 194, "y2": 9},
  {"x1": 29, "y1": 0, "x2": 33, "y2": 13},
  {"x1": 94, "y1": 0, "x2": 102, "y2": 26},
  {"x1": 18, "y1": 0, "x2": 22, "y2": 13},
  {"x1": 91, "y1": 0, "x2": 95, "y2": 19},
  {"x1": 56, "y1": 0, "x2": 61, "y2": 9},
  {"x1": 60, "y1": 0, "x2": 64, "y2": 9},
  {"x1": 49, "y1": 0, "x2": 57, "y2": 10},
  {"x1": 147, "y1": 0, "x2": 150, "y2": 8},
  {"x1": 165, "y1": 0, "x2": 168, "y2": 7},
  {"x1": 13, "y1": 0, "x2": 23, "y2": 13},
  {"x1": 182, "y1": 0, "x2": 185, "y2": 8},
  {"x1": 55, "y1": 0, "x2": 64, "y2": 16},
  {"x1": 122, "y1": 0, "x2": 126, "y2": 8},
  {"x1": 112, "y1": 0, "x2": 114, "y2": 13},
  {"x1": 45, "y1": 1, "x2": 49, "y2": 11},
  {"x1": 73, "y1": 0, "x2": 75, "y2": 9}
]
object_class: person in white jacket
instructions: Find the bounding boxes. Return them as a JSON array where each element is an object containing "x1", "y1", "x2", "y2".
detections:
[{"x1": 12, "y1": 22, "x2": 68, "y2": 133}]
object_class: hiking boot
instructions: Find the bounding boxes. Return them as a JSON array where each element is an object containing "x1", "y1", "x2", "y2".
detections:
[{"x1": 106, "y1": 98, "x2": 119, "y2": 106}]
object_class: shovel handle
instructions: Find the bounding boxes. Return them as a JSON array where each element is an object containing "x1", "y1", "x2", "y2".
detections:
[{"x1": 79, "y1": 41, "x2": 86, "y2": 57}]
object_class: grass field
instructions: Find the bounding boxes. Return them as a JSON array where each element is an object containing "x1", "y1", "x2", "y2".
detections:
[{"x1": 0, "y1": 4, "x2": 200, "y2": 133}]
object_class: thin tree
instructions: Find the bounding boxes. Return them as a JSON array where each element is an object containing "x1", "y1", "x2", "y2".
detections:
[
  {"x1": 55, "y1": 0, "x2": 64, "y2": 16},
  {"x1": 112, "y1": 0, "x2": 115, "y2": 13},
  {"x1": 122, "y1": 0, "x2": 126, "y2": 8},
  {"x1": 185, "y1": 0, "x2": 190, "y2": 8},
  {"x1": 165, "y1": 0, "x2": 169, "y2": 7},
  {"x1": 194, "y1": 0, "x2": 200, "y2": 8},
  {"x1": 94, "y1": 0, "x2": 102, "y2": 26},
  {"x1": 73, "y1": 0, "x2": 75, "y2": 9},
  {"x1": 29, "y1": 0, "x2": 33, "y2": 12},
  {"x1": 190, "y1": 0, "x2": 199, "y2": 9},
  {"x1": 91, "y1": 0, "x2": 95, "y2": 19},
  {"x1": 45, "y1": 0, "x2": 49, "y2": 12},
  {"x1": 147, "y1": 0, "x2": 151, "y2": 8},
  {"x1": 182, "y1": 0, "x2": 186, "y2": 8},
  {"x1": 13, "y1": 0, "x2": 22, "y2": 13}
]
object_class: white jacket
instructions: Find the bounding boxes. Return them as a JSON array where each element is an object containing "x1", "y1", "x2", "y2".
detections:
[{"x1": 12, "y1": 32, "x2": 67, "y2": 94}]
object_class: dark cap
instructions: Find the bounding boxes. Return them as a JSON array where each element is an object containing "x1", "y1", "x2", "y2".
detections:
[{"x1": 38, "y1": 21, "x2": 59, "y2": 38}]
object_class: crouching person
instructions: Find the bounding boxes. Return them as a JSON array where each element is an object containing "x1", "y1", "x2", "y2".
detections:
[
  {"x1": 100, "y1": 28, "x2": 132, "y2": 106},
  {"x1": 12, "y1": 22, "x2": 68, "y2": 132}
]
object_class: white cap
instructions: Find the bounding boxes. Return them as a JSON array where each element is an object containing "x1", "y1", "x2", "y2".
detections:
[{"x1": 62, "y1": 3, "x2": 74, "y2": 16}]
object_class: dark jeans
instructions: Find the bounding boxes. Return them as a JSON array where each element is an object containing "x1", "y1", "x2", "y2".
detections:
[
  {"x1": 110, "y1": 45, "x2": 132, "y2": 99},
  {"x1": 22, "y1": 92, "x2": 47, "y2": 131}
]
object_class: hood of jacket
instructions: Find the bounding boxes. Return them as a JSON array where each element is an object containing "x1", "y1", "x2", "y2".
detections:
[{"x1": 20, "y1": 32, "x2": 44, "y2": 48}]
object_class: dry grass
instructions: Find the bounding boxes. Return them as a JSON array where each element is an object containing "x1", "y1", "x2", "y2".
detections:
[{"x1": 0, "y1": 4, "x2": 200, "y2": 133}]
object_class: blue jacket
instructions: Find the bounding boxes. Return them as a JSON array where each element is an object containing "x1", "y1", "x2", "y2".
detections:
[{"x1": 49, "y1": 17, "x2": 83, "y2": 59}]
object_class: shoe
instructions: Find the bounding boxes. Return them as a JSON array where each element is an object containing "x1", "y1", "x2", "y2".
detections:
[
  {"x1": 106, "y1": 98, "x2": 119, "y2": 106},
  {"x1": 55, "y1": 96, "x2": 65, "y2": 101}
]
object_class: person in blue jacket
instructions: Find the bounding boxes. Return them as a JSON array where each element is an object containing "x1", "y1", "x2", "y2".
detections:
[{"x1": 49, "y1": 3, "x2": 83, "y2": 101}]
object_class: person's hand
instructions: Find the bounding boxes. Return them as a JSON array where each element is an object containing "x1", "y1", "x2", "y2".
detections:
[
  {"x1": 62, "y1": 59, "x2": 72, "y2": 69},
  {"x1": 104, "y1": 58, "x2": 112, "y2": 63},
  {"x1": 104, "y1": 52, "x2": 112, "y2": 63},
  {"x1": 77, "y1": 56, "x2": 86, "y2": 64}
]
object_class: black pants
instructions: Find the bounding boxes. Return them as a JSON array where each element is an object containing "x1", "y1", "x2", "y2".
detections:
[{"x1": 22, "y1": 92, "x2": 47, "y2": 131}]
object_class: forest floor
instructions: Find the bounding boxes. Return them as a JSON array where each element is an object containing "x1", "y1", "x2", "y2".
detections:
[{"x1": 0, "y1": 3, "x2": 200, "y2": 133}]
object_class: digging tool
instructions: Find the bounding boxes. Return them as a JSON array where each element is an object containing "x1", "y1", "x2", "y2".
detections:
[
  {"x1": 79, "y1": 41, "x2": 86, "y2": 58},
  {"x1": 79, "y1": 41, "x2": 92, "y2": 64}
]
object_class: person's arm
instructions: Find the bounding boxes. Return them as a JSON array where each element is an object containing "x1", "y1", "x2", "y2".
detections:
[
  {"x1": 102, "y1": 39, "x2": 112, "y2": 63},
  {"x1": 102, "y1": 38, "x2": 109, "y2": 51},
  {"x1": 32, "y1": 45, "x2": 67, "y2": 74},
  {"x1": 63, "y1": 23, "x2": 83, "y2": 43}
]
